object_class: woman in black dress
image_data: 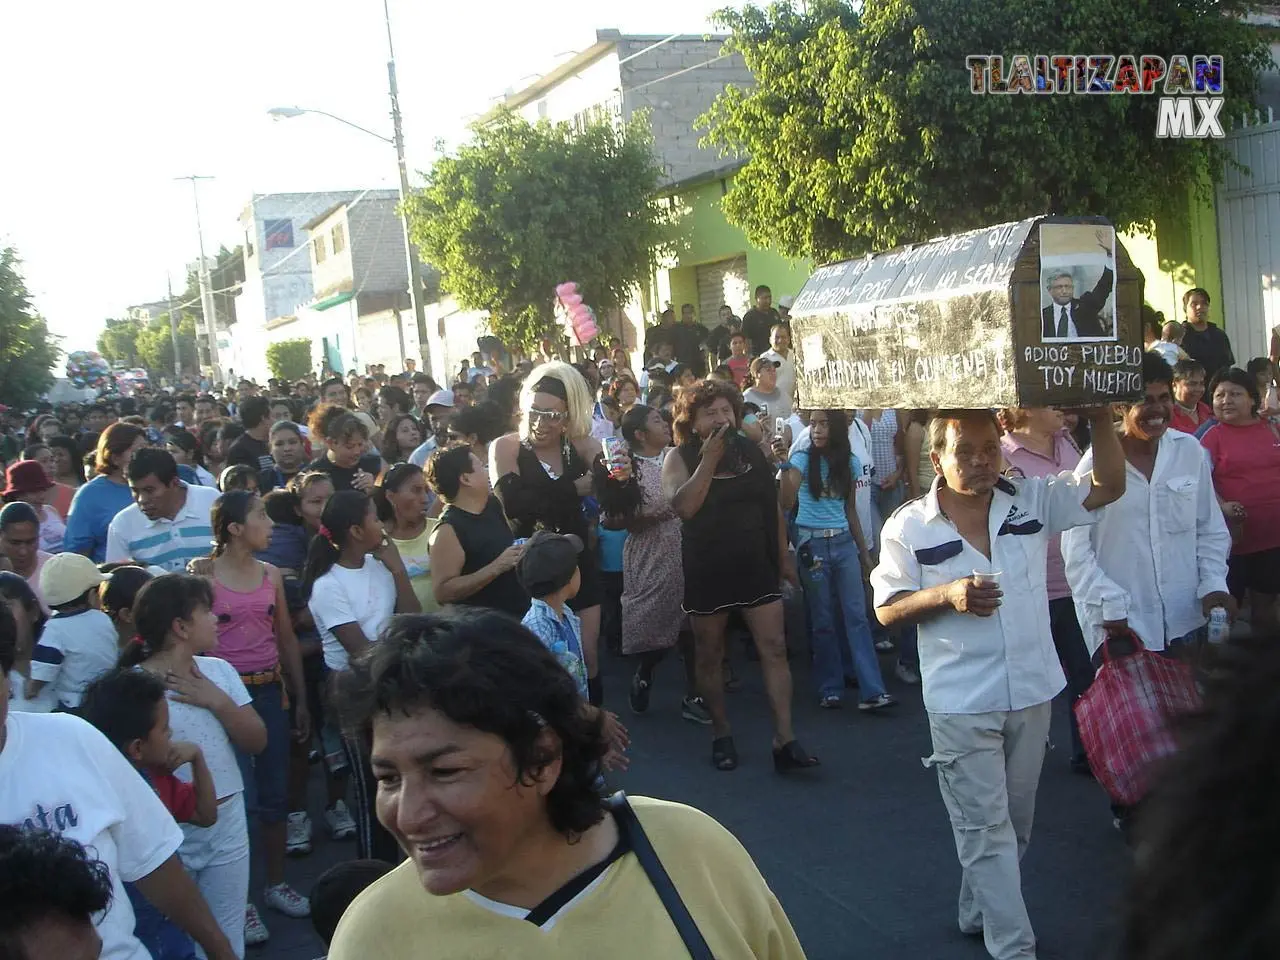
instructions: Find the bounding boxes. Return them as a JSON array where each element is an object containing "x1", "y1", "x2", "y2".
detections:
[
  {"x1": 490, "y1": 362, "x2": 605, "y2": 703},
  {"x1": 661, "y1": 378, "x2": 817, "y2": 773}
]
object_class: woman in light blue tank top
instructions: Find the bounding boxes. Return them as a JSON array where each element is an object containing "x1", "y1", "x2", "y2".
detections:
[{"x1": 778, "y1": 410, "x2": 896, "y2": 712}]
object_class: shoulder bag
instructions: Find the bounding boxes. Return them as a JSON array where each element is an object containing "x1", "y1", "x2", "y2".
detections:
[{"x1": 606, "y1": 791, "x2": 715, "y2": 960}]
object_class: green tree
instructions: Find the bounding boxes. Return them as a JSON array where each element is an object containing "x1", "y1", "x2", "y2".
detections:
[
  {"x1": 97, "y1": 317, "x2": 143, "y2": 367},
  {"x1": 135, "y1": 314, "x2": 198, "y2": 374},
  {"x1": 701, "y1": 0, "x2": 1272, "y2": 262},
  {"x1": 266, "y1": 338, "x2": 313, "y2": 380},
  {"x1": 0, "y1": 247, "x2": 59, "y2": 408},
  {"x1": 404, "y1": 111, "x2": 674, "y2": 350}
]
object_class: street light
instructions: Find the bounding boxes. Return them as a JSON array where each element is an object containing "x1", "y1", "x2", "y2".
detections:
[
  {"x1": 267, "y1": 106, "x2": 394, "y2": 145},
  {"x1": 266, "y1": 92, "x2": 431, "y2": 376}
]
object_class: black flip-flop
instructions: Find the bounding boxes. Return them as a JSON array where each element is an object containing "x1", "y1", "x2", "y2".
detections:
[{"x1": 711, "y1": 736, "x2": 738, "y2": 771}]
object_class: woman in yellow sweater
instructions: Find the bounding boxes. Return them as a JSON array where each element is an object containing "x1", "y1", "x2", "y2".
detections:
[{"x1": 329, "y1": 608, "x2": 807, "y2": 960}]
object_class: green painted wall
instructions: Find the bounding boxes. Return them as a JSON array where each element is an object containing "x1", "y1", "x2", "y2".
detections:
[
  {"x1": 1119, "y1": 181, "x2": 1222, "y2": 325},
  {"x1": 654, "y1": 175, "x2": 812, "y2": 322}
]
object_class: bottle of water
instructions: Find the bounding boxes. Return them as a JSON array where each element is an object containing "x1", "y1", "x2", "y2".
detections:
[{"x1": 1207, "y1": 606, "x2": 1230, "y2": 645}]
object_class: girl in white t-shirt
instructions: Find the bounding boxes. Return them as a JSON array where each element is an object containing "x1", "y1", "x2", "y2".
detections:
[
  {"x1": 121, "y1": 574, "x2": 268, "y2": 958},
  {"x1": 303, "y1": 490, "x2": 419, "y2": 862}
]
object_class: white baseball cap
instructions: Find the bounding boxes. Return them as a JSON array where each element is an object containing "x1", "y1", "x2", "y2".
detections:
[
  {"x1": 40, "y1": 554, "x2": 109, "y2": 607},
  {"x1": 425, "y1": 390, "x2": 455, "y2": 409}
]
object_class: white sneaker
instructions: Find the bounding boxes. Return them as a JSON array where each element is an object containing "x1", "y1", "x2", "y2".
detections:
[
  {"x1": 244, "y1": 903, "x2": 270, "y2": 945},
  {"x1": 894, "y1": 662, "x2": 921, "y2": 685},
  {"x1": 264, "y1": 882, "x2": 311, "y2": 919},
  {"x1": 286, "y1": 811, "x2": 312, "y2": 856},
  {"x1": 325, "y1": 800, "x2": 356, "y2": 841}
]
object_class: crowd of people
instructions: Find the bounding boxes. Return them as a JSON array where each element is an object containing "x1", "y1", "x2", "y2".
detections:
[{"x1": 2, "y1": 284, "x2": 1280, "y2": 959}]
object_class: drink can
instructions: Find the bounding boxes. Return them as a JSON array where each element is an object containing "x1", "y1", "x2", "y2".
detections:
[
  {"x1": 602, "y1": 436, "x2": 625, "y2": 463},
  {"x1": 1207, "y1": 606, "x2": 1229, "y2": 644}
]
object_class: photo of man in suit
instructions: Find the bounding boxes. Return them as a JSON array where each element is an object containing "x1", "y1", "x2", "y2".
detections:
[{"x1": 1040, "y1": 227, "x2": 1116, "y2": 343}]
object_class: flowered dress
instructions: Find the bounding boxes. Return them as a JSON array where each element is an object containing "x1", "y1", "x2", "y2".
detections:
[{"x1": 621, "y1": 447, "x2": 685, "y2": 654}]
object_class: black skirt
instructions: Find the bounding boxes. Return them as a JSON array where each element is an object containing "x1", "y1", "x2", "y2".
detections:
[{"x1": 677, "y1": 439, "x2": 781, "y2": 615}]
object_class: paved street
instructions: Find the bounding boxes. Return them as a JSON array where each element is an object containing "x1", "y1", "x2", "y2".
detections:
[{"x1": 257, "y1": 643, "x2": 1129, "y2": 959}]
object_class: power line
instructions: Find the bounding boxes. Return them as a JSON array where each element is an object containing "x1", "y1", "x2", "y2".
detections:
[
  {"x1": 620, "y1": 51, "x2": 734, "y2": 96},
  {"x1": 617, "y1": 33, "x2": 684, "y2": 66}
]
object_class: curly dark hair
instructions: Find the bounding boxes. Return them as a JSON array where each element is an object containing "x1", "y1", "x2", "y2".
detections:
[
  {"x1": 0, "y1": 824, "x2": 113, "y2": 950},
  {"x1": 337, "y1": 609, "x2": 607, "y2": 838},
  {"x1": 671, "y1": 378, "x2": 742, "y2": 447},
  {"x1": 1122, "y1": 638, "x2": 1280, "y2": 959}
]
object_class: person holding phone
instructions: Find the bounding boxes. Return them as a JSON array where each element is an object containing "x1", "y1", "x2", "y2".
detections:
[
  {"x1": 304, "y1": 409, "x2": 384, "y2": 494},
  {"x1": 661, "y1": 379, "x2": 816, "y2": 774}
]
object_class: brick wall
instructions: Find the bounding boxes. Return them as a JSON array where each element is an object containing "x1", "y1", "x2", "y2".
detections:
[
  {"x1": 618, "y1": 37, "x2": 753, "y2": 186},
  {"x1": 347, "y1": 197, "x2": 408, "y2": 295}
]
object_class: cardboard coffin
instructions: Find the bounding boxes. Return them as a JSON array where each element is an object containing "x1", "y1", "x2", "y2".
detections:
[{"x1": 789, "y1": 215, "x2": 1145, "y2": 410}]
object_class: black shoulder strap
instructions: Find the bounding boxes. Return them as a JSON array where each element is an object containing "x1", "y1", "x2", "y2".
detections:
[{"x1": 607, "y1": 791, "x2": 715, "y2": 960}]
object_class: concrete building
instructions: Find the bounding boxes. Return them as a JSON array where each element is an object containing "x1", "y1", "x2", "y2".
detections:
[
  {"x1": 422, "y1": 28, "x2": 810, "y2": 374},
  {"x1": 125, "y1": 300, "x2": 171, "y2": 325},
  {"x1": 227, "y1": 190, "x2": 369, "y2": 381},
  {"x1": 488, "y1": 29, "x2": 813, "y2": 353},
  {"x1": 294, "y1": 190, "x2": 419, "y2": 377}
]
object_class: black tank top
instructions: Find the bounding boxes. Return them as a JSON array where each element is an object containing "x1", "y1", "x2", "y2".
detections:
[{"x1": 437, "y1": 497, "x2": 529, "y2": 618}]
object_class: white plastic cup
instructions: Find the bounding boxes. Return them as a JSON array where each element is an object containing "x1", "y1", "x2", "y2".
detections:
[{"x1": 973, "y1": 569, "x2": 1002, "y2": 587}]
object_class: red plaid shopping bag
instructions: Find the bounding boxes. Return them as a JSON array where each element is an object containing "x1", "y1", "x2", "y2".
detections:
[{"x1": 1073, "y1": 631, "x2": 1202, "y2": 806}]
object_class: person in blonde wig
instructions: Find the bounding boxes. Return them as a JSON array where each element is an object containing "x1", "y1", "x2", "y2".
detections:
[
  {"x1": 515, "y1": 361, "x2": 595, "y2": 441},
  {"x1": 491, "y1": 362, "x2": 607, "y2": 703}
]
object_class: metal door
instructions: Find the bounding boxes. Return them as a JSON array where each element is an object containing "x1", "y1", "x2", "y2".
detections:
[{"x1": 1216, "y1": 114, "x2": 1280, "y2": 360}]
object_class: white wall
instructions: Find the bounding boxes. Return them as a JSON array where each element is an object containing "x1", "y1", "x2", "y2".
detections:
[
  {"x1": 425, "y1": 296, "x2": 489, "y2": 385},
  {"x1": 517, "y1": 51, "x2": 623, "y2": 126},
  {"x1": 238, "y1": 191, "x2": 369, "y2": 325}
]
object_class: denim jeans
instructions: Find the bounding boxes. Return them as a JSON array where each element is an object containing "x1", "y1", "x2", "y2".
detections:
[
  {"x1": 127, "y1": 882, "x2": 197, "y2": 960},
  {"x1": 798, "y1": 530, "x2": 887, "y2": 699},
  {"x1": 235, "y1": 680, "x2": 290, "y2": 824}
]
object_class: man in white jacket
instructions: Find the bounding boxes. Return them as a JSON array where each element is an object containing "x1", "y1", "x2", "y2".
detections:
[{"x1": 1062, "y1": 352, "x2": 1235, "y2": 658}]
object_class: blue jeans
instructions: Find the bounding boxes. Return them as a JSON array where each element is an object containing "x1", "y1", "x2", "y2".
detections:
[
  {"x1": 127, "y1": 882, "x2": 197, "y2": 960},
  {"x1": 798, "y1": 530, "x2": 887, "y2": 700},
  {"x1": 235, "y1": 680, "x2": 290, "y2": 824}
]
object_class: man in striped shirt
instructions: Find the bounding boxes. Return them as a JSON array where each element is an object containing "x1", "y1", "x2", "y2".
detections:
[{"x1": 105, "y1": 448, "x2": 220, "y2": 571}]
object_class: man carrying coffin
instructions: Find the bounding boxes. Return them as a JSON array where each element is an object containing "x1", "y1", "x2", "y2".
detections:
[{"x1": 871, "y1": 407, "x2": 1125, "y2": 960}]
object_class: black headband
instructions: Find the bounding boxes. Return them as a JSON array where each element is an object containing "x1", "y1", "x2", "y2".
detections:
[{"x1": 532, "y1": 377, "x2": 568, "y2": 402}]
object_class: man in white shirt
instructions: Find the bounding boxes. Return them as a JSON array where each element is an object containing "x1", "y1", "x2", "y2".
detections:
[
  {"x1": 105, "y1": 449, "x2": 220, "y2": 572},
  {"x1": 760, "y1": 324, "x2": 796, "y2": 411},
  {"x1": 409, "y1": 391, "x2": 456, "y2": 467},
  {"x1": 1063, "y1": 353, "x2": 1234, "y2": 658},
  {"x1": 871, "y1": 406, "x2": 1124, "y2": 960}
]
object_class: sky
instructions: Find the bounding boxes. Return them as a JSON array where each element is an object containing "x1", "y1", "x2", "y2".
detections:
[{"x1": 0, "y1": 0, "x2": 731, "y2": 353}]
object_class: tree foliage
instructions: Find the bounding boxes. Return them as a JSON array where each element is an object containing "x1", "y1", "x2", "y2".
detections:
[
  {"x1": 100, "y1": 313, "x2": 198, "y2": 374},
  {"x1": 97, "y1": 317, "x2": 142, "y2": 367},
  {"x1": 405, "y1": 111, "x2": 674, "y2": 350},
  {"x1": 266, "y1": 338, "x2": 313, "y2": 380},
  {"x1": 0, "y1": 247, "x2": 59, "y2": 408},
  {"x1": 701, "y1": 0, "x2": 1273, "y2": 261},
  {"x1": 135, "y1": 314, "x2": 199, "y2": 374}
]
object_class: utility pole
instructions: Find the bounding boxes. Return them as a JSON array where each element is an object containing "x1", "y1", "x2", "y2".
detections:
[
  {"x1": 166, "y1": 274, "x2": 181, "y2": 379},
  {"x1": 383, "y1": 0, "x2": 432, "y2": 379},
  {"x1": 175, "y1": 175, "x2": 221, "y2": 383}
]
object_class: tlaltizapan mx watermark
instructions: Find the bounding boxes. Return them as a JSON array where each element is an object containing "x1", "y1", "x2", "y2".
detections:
[{"x1": 966, "y1": 55, "x2": 1225, "y2": 139}]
